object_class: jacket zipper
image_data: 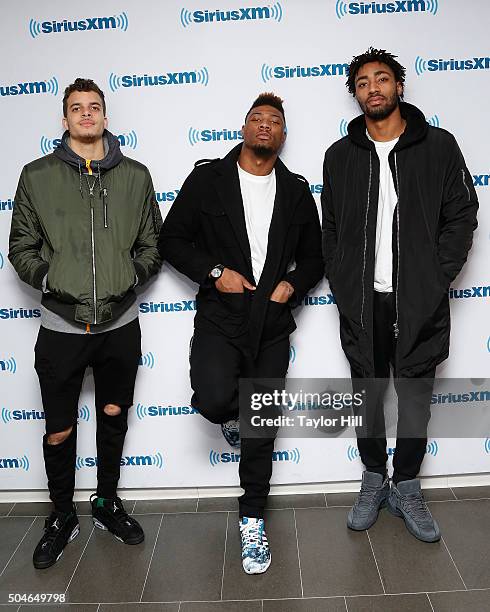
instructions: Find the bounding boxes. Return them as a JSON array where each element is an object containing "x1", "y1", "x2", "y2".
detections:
[
  {"x1": 393, "y1": 153, "x2": 400, "y2": 339},
  {"x1": 90, "y1": 195, "x2": 98, "y2": 324},
  {"x1": 461, "y1": 168, "x2": 470, "y2": 200},
  {"x1": 360, "y1": 151, "x2": 372, "y2": 330}
]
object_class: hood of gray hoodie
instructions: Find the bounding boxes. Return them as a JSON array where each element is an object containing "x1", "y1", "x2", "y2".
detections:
[{"x1": 53, "y1": 129, "x2": 123, "y2": 173}]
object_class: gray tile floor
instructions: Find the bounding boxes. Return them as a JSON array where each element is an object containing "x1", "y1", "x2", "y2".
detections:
[{"x1": 0, "y1": 487, "x2": 489, "y2": 611}]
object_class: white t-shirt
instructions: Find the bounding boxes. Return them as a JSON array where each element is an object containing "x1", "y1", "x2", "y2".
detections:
[
  {"x1": 367, "y1": 132, "x2": 399, "y2": 292},
  {"x1": 237, "y1": 163, "x2": 276, "y2": 284}
]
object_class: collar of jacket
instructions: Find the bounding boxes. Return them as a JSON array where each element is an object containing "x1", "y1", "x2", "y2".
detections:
[
  {"x1": 53, "y1": 129, "x2": 123, "y2": 172},
  {"x1": 347, "y1": 101, "x2": 429, "y2": 152}
]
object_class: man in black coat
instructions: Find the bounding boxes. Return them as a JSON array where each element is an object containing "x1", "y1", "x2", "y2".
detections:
[
  {"x1": 322, "y1": 48, "x2": 478, "y2": 542},
  {"x1": 159, "y1": 93, "x2": 323, "y2": 573}
]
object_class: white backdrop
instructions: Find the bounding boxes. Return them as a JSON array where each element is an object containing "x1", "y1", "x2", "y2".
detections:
[{"x1": 0, "y1": 0, "x2": 489, "y2": 491}]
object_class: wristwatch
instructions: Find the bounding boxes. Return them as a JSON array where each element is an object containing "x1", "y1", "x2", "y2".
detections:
[{"x1": 209, "y1": 264, "x2": 225, "y2": 280}]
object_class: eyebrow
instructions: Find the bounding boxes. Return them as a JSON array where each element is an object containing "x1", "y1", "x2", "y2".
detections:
[
  {"x1": 69, "y1": 101, "x2": 101, "y2": 108},
  {"x1": 249, "y1": 111, "x2": 282, "y2": 119},
  {"x1": 356, "y1": 70, "x2": 392, "y2": 83}
]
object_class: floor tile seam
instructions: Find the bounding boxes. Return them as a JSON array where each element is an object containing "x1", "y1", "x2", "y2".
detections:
[
  {"x1": 139, "y1": 513, "x2": 165, "y2": 603},
  {"x1": 219, "y1": 512, "x2": 230, "y2": 600},
  {"x1": 292, "y1": 508, "x2": 304, "y2": 598},
  {"x1": 0, "y1": 516, "x2": 36, "y2": 578},
  {"x1": 440, "y1": 535, "x2": 468, "y2": 590},
  {"x1": 6, "y1": 504, "x2": 15, "y2": 517},
  {"x1": 426, "y1": 592, "x2": 436, "y2": 612},
  {"x1": 64, "y1": 525, "x2": 95, "y2": 596},
  {"x1": 343, "y1": 595, "x2": 349, "y2": 611},
  {"x1": 366, "y1": 530, "x2": 386, "y2": 595},
  {"x1": 448, "y1": 487, "x2": 458, "y2": 500}
]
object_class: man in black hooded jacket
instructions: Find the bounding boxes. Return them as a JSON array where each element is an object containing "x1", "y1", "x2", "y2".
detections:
[
  {"x1": 9, "y1": 78, "x2": 162, "y2": 568},
  {"x1": 321, "y1": 49, "x2": 478, "y2": 542}
]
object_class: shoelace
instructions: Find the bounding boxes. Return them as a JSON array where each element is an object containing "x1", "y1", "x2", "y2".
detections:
[
  {"x1": 222, "y1": 419, "x2": 239, "y2": 433},
  {"x1": 400, "y1": 493, "x2": 432, "y2": 524},
  {"x1": 354, "y1": 484, "x2": 382, "y2": 514},
  {"x1": 40, "y1": 514, "x2": 64, "y2": 548},
  {"x1": 240, "y1": 520, "x2": 269, "y2": 561},
  {"x1": 109, "y1": 498, "x2": 135, "y2": 528}
]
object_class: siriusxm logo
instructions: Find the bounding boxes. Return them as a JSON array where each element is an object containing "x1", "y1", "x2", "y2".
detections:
[
  {"x1": 339, "y1": 115, "x2": 440, "y2": 137},
  {"x1": 289, "y1": 345, "x2": 296, "y2": 364},
  {"x1": 303, "y1": 294, "x2": 336, "y2": 306},
  {"x1": 347, "y1": 440, "x2": 438, "y2": 461},
  {"x1": 0, "y1": 308, "x2": 40, "y2": 320},
  {"x1": 29, "y1": 13, "x2": 128, "y2": 37},
  {"x1": 188, "y1": 127, "x2": 243, "y2": 146},
  {"x1": 449, "y1": 286, "x2": 489, "y2": 299},
  {"x1": 40, "y1": 130, "x2": 138, "y2": 155},
  {"x1": 415, "y1": 55, "x2": 490, "y2": 76},
  {"x1": 335, "y1": 0, "x2": 437, "y2": 18},
  {"x1": 180, "y1": 3, "x2": 282, "y2": 27},
  {"x1": 0, "y1": 357, "x2": 17, "y2": 374},
  {"x1": 310, "y1": 184, "x2": 323, "y2": 195},
  {"x1": 135, "y1": 403, "x2": 199, "y2": 420},
  {"x1": 0, "y1": 198, "x2": 14, "y2": 212},
  {"x1": 109, "y1": 68, "x2": 209, "y2": 92},
  {"x1": 261, "y1": 61, "x2": 348, "y2": 83},
  {"x1": 155, "y1": 190, "x2": 180, "y2": 203},
  {"x1": 0, "y1": 251, "x2": 4, "y2": 270},
  {"x1": 139, "y1": 352, "x2": 156, "y2": 369},
  {"x1": 76, "y1": 452, "x2": 164, "y2": 470},
  {"x1": 474, "y1": 174, "x2": 490, "y2": 187},
  {"x1": 0, "y1": 455, "x2": 30, "y2": 471},
  {"x1": 0, "y1": 77, "x2": 58, "y2": 98},
  {"x1": 431, "y1": 390, "x2": 490, "y2": 404},
  {"x1": 139, "y1": 300, "x2": 196, "y2": 314},
  {"x1": 1, "y1": 405, "x2": 90, "y2": 423},
  {"x1": 485, "y1": 438, "x2": 490, "y2": 454},
  {"x1": 209, "y1": 447, "x2": 301, "y2": 466}
]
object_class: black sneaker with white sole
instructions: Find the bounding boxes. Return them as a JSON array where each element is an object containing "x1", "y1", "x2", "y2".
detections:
[
  {"x1": 90, "y1": 495, "x2": 144, "y2": 545},
  {"x1": 33, "y1": 507, "x2": 80, "y2": 569}
]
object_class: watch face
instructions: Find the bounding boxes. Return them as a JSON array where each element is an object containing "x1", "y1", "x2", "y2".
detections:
[{"x1": 211, "y1": 267, "x2": 222, "y2": 278}]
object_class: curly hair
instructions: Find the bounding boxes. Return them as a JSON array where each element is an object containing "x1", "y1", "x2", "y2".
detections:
[
  {"x1": 63, "y1": 78, "x2": 106, "y2": 117},
  {"x1": 346, "y1": 47, "x2": 406, "y2": 98}
]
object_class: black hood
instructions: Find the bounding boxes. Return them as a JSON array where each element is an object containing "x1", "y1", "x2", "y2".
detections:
[
  {"x1": 347, "y1": 101, "x2": 429, "y2": 151},
  {"x1": 53, "y1": 129, "x2": 123, "y2": 172}
]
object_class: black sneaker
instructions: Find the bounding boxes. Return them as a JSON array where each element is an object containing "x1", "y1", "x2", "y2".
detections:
[
  {"x1": 90, "y1": 495, "x2": 144, "y2": 545},
  {"x1": 33, "y1": 507, "x2": 80, "y2": 569}
]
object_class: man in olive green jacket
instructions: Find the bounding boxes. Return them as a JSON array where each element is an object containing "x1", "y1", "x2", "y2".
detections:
[{"x1": 8, "y1": 78, "x2": 162, "y2": 569}]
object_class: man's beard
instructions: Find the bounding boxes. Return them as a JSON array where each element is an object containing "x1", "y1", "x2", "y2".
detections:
[
  {"x1": 251, "y1": 143, "x2": 276, "y2": 158},
  {"x1": 361, "y1": 93, "x2": 399, "y2": 120}
]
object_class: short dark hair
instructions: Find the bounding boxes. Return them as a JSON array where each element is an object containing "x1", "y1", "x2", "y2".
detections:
[
  {"x1": 63, "y1": 78, "x2": 106, "y2": 117},
  {"x1": 245, "y1": 92, "x2": 285, "y2": 123},
  {"x1": 346, "y1": 47, "x2": 406, "y2": 98}
]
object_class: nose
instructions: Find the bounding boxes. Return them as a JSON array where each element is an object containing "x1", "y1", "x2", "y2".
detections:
[
  {"x1": 258, "y1": 118, "x2": 272, "y2": 130},
  {"x1": 81, "y1": 107, "x2": 92, "y2": 117}
]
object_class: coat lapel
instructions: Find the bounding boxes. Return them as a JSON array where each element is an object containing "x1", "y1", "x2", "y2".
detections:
[{"x1": 212, "y1": 146, "x2": 252, "y2": 266}]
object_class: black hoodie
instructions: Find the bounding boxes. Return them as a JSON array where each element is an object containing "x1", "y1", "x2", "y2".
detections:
[{"x1": 321, "y1": 102, "x2": 478, "y2": 377}]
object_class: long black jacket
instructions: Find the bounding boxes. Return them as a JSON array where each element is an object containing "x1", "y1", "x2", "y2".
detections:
[
  {"x1": 158, "y1": 144, "x2": 323, "y2": 357},
  {"x1": 321, "y1": 102, "x2": 478, "y2": 377}
]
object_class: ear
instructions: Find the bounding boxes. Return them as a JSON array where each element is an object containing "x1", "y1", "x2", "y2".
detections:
[
  {"x1": 396, "y1": 82, "x2": 403, "y2": 98},
  {"x1": 62, "y1": 116, "x2": 68, "y2": 131},
  {"x1": 103, "y1": 116, "x2": 108, "y2": 129}
]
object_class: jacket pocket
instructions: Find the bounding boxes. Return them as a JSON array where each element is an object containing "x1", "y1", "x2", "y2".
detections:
[
  {"x1": 262, "y1": 300, "x2": 294, "y2": 342},
  {"x1": 201, "y1": 202, "x2": 236, "y2": 247}
]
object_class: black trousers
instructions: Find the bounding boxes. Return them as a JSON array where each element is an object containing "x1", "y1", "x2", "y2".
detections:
[
  {"x1": 34, "y1": 320, "x2": 141, "y2": 513},
  {"x1": 352, "y1": 292, "x2": 435, "y2": 483},
  {"x1": 190, "y1": 329, "x2": 290, "y2": 518}
]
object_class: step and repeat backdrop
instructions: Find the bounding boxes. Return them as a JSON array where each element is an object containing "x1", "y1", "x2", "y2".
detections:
[{"x1": 0, "y1": 0, "x2": 488, "y2": 490}]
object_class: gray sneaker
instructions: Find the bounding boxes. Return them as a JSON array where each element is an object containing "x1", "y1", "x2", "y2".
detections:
[
  {"x1": 221, "y1": 418, "x2": 240, "y2": 448},
  {"x1": 387, "y1": 479, "x2": 441, "y2": 543},
  {"x1": 347, "y1": 471, "x2": 390, "y2": 531}
]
